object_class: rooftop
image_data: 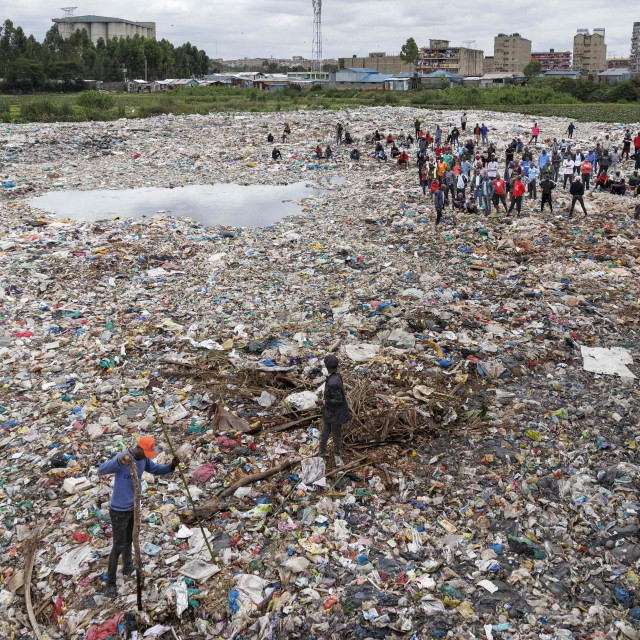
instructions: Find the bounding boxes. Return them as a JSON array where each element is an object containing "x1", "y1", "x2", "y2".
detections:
[
  {"x1": 598, "y1": 68, "x2": 631, "y2": 76},
  {"x1": 343, "y1": 67, "x2": 379, "y2": 74},
  {"x1": 52, "y1": 15, "x2": 152, "y2": 28},
  {"x1": 423, "y1": 70, "x2": 463, "y2": 79}
]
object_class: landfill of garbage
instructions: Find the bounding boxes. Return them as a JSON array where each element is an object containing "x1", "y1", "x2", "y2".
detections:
[{"x1": 0, "y1": 106, "x2": 639, "y2": 640}]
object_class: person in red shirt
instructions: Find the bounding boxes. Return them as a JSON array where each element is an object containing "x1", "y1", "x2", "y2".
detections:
[
  {"x1": 386, "y1": 133, "x2": 394, "y2": 145},
  {"x1": 398, "y1": 151, "x2": 409, "y2": 169},
  {"x1": 508, "y1": 176, "x2": 526, "y2": 215},
  {"x1": 580, "y1": 159, "x2": 593, "y2": 190},
  {"x1": 634, "y1": 132, "x2": 640, "y2": 153},
  {"x1": 492, "y1": 177, "x2": 508, "y2": 212}
]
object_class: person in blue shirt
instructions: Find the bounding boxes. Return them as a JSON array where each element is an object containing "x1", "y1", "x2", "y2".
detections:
[
  {"x1": 461, "y1": 159, "x2": 472, "y2": 176},
  {"x1": 520, "y1": 160, "x2": 531, "y2": 177},
  {"x1": 481, "y1": 124, "x2": 488, "y2": 145},
  {"x1": 98, "y1": 435, "x2": 178, "y2": 598},
  {"x1": 527, "y1": 166, "x2": 540, "y2": 199}
]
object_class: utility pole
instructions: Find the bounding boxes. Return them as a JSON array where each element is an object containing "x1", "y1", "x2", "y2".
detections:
[{"x1": 144, "y1": 57, "x2": 148, "y2": 82}]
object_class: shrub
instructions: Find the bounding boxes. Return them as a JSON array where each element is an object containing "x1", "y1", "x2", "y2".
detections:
[
  {"x1": 76, "y1": 90, "x2": 115, "y2": 109},
  {"x1": 21, "y1": 97, "x2": 73, "y2": 121},
  {"x1": 0, "y1": 97, "x2": 9, "y2": 115},
  {"x1": 137, "y1": 103, "x2": 171, "y2": 118}
]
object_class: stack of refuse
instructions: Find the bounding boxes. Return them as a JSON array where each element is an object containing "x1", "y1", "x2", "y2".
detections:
[{"x1": 0, "y1": 106, "x2": 639, "y2": 639}]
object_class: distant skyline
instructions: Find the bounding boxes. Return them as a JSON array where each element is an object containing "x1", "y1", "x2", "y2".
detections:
[{"x1": 4, "y1": 0, "x2": 637, "y2": 61}]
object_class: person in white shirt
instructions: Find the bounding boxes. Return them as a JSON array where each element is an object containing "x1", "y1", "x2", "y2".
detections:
[
  {"x1": 487, "y1": 159, "x2": 498, "y2": 179},
  {"x1": 562, "y1": 157, "x2": 575, "y2": 189}
]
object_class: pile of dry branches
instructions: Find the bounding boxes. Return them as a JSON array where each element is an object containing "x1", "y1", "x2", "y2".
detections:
[{"x1": 343, "y1": 376, "x2": 428, "y2": 450}]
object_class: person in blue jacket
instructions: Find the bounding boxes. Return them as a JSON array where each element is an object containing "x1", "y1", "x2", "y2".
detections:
[{"x1": 98, "y1": 435, "x2": 179, "y2": 598}]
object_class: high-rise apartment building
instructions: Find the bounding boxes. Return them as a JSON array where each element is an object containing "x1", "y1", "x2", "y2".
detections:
[
  {"x1": 573, "y1": 28, "x2": 607, "y2": 74},
  {"x1": 531, "y1": 49, "x2": 572, "y2": 72},
  {"x1": 631, "y1": 22, "x2": 640, "y2": 74},
  {"x1": 493, "y1": 33, "x2": 532, "y2": 72}
]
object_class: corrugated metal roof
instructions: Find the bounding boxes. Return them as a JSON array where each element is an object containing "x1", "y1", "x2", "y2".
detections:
[
  {"x1": 52, "y1": 15, "x2": 152, "y2": 28},
  {"x1": 344, "y1": 67, "x2": 379, "y2": 74},
  {"x1": 598, "y1": 68, "x2": 631, "y2": 76},
  {"x1": 359, "y1": 73, "x2": 394, "y2": 83},
  {"x1": 423, "y1": 70, "x2": 463, "y2": 79}
]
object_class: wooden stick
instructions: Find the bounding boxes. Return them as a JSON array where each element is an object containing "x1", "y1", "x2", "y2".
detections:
[
  {"x1": 23, "y1": 534, "x2": 44, "y2": 640},
  {"x1": 125, "y1": 457, "x2": 143, "y2": 611},
  {"x1": 263, "y1": 412, "x2": 321, "y2": 434},
  {"x1": 218, "y1": 458, "x2": 300, "y2": 499},
  {"x1": 146, "y1": 389, "x2": 218, "y2": 564},
  {"x1": 181, "y1": 458, "x2": 302, "y2": 523}
]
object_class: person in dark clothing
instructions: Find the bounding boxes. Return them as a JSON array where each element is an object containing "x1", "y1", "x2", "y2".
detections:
[
  {"x1": 567, "y1": 123, "x2": 575, "y2": 139},
  {"x1": 414, "y1": 118, "x2": 421, "y2": 139},
  {"x1": 318, "y1": 355, "x2": 351, "y2": 467},
  {"x1": 598, "y1": 152, "x2": 611, "y2": 176},
  {"x1": 325, "y1": 144, "x2": 333, "y2": 160},
  {"x1": 434, "y1": 184, "x2": 446, "y2": 225},
  {"x1": 569, "y1": 176, "x2": 587, "y2": 216},
  {"x1": 450, "y1": 126, "x2": 460, "y2": 146},
  {"x1": 271, "y1": 147, "x2": 282, "y2": 161},
  {"x1": 344, "y1": 131, "x2": 353, "y2": 145},
  {"x1": 539, "y1": 177, "x2": 556, "y2": 212},
  {"x1": 350, "y1": 148, "x2": 360, "y2": 161},
  {"x1": 98, "y1": 436, "x2": 179, "y2": 598},
  {"x1": 267, "y1": 133, "x2": 274, "y2": 143},
  {"x1": 391, "y1": 143, "x2": 401, "y2": 159},
  {"x1": 464, "y1": 196, "x2": 479, "y2": 214}
]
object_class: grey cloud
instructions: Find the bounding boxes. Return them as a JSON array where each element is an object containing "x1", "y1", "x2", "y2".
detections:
[{"x1": 7, "y1": 0, "x2": 637, "y2": 60}]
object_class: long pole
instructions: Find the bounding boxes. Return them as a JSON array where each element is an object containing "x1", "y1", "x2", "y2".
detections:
[
  {"x1": 145, "y1": 389, "x2": 217, "y2": 563},
  {"x1": 125, "y1": 457, "x2": 143, "y2": 611}
]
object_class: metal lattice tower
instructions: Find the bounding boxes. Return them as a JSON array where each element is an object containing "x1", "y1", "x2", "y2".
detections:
[
  {"x1": 60, "y1": 7, "x2": 77, "y2": 39},
  {"x1": 311, "y1": 0, "x2": 322, "y2": 73}
]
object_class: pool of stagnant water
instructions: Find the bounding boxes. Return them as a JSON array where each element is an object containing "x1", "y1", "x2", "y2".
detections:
[{"x1": 28, "y1": 181, "x2": 335, "y2": 227}]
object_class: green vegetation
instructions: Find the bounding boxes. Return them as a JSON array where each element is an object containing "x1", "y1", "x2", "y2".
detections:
[
  {"x1": 0, "y1": 19, "x2": 208, "y2": 91},
  {"x1": 2, "y1": 81, "x2": 639, "y2": 125},
  {"x1": 76, "y1": 90, "x2": 115, "y2": 109},
  {"x1": 523, "y1": 60, "x2": 543, "y2": 79},
  {"x1": 400, "y1": 38, "x2": 419, "y2": 65}
]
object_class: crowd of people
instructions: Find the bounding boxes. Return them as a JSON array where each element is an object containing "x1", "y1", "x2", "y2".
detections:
[{"x1": 267, "y1": 116, "x2": 640, "y2": 225}]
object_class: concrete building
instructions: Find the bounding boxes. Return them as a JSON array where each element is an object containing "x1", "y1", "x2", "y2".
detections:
[
  {"x1": 483, "y1": 57, "x2": 495, "y2": 74},
  {"x1": 608, "y1": 58, "x2": 631, "y2": 69},
  {"x1": 52, "y1": 15, "x2": 156, "y2": 45},
  {"x1": 531, "y1": 49, "x2": 571, "y2": 72},
  {"x1": 417, "y1": 40, "x2": 484, "y2": 76},
  {"x1": 573, "y1": 29, "x2": 607, "y2": 74},
  {"x1": 338, "y1": 53, "x2": 414, "y2": 75},
  {"x1": 631, "y1": 22, "x2": 640, "y2": 74},
  {"x1": 493, "y1": 34, "x2": 531, "y2": 72}
]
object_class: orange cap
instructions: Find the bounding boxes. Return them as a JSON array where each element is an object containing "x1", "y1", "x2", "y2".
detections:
[{"x1": 137, "y1": 435, "x2": 157, "y2": 458}]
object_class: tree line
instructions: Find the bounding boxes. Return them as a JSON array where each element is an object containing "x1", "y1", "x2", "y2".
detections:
[{"x1": 0, "y1": 19, "x2": 210, "y2": 91}]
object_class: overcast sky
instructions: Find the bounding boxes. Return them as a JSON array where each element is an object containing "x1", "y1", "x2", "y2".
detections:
[{"x1": 5, "y1": 0, "x2": 637, "y2": 60}]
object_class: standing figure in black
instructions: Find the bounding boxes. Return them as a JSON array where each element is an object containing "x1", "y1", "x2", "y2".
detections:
[{"x1": 318, "y1": 355, "x2": 351, "y2": 467}]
